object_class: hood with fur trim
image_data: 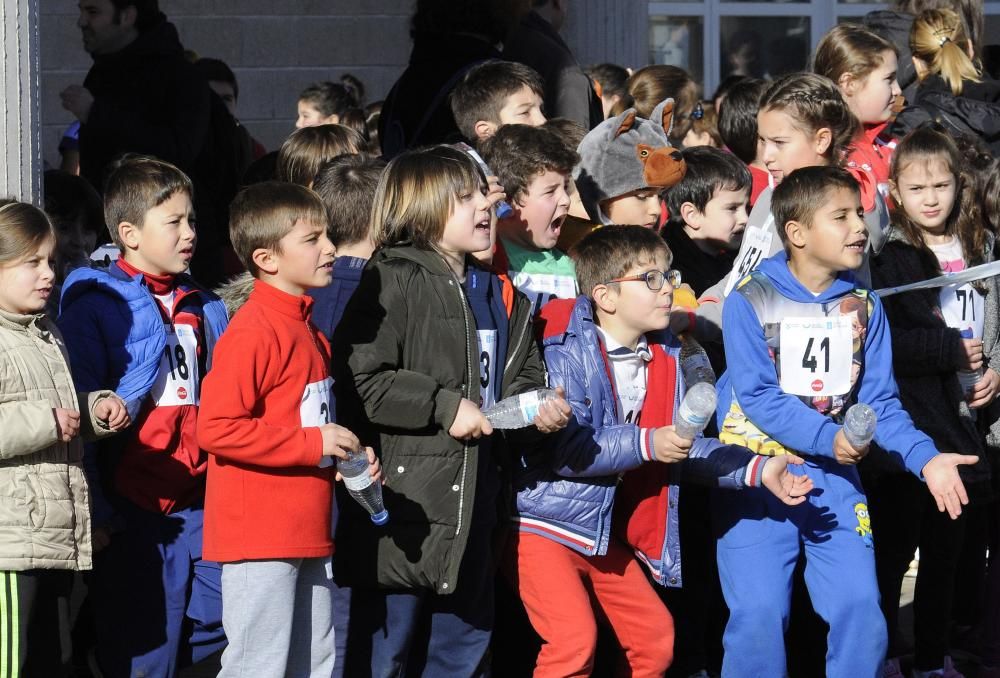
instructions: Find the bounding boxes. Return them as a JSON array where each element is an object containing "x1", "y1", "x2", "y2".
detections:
[{"x1": 574, "y1": 98, "x2": 687, "y2": 225}]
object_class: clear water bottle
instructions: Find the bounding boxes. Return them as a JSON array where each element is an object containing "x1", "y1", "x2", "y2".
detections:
[
  {"x1": 842, "y1": 403, "x2": 877, "y2": 450},
  {"x1": 958, "y1": 328, "x2": 984, "y2": 397},
  {"x1": 679, "y1": 334, "x2": 716, "y2": 387},
  {"x1": 337, "y1": 449, "x2": 388, "y2": 525},
  {"x1": 483, "y1": 388, "x2": 558, "y2": 429},
  {"x1": 674, "y1": 381, "x2": 717, "y2": 439}
]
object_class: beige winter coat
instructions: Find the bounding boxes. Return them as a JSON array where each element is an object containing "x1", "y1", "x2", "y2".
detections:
[{"x1": 0, "y1": 309, "x2": 115, "y2": 571}]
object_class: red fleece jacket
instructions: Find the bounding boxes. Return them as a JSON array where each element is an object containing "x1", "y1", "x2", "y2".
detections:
[{"x1": 198, "y1": 280, "x2": 334, "y2": 562}]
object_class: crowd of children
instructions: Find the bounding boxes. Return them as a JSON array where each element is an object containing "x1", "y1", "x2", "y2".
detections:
[{"x1": 5, "y1": 6, "x2": 1000, "y2": 678}]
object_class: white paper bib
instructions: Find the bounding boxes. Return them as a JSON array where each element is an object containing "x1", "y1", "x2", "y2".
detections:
[
  {"x1": 150, "y1": 325, "x2": 200, "y2": 406},
  {"x1": 779, "y1": 316, "x2": 853, "y2": 397}
]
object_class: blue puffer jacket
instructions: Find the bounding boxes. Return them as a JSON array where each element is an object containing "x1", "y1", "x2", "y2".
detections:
[{"x1": 513, "y1": 296, "x2": 765, "y2": 587}]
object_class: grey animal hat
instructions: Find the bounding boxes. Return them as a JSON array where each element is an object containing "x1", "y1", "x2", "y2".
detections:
[{"x1": 574, "y1": 98, "x2": 687, "y2": 225}]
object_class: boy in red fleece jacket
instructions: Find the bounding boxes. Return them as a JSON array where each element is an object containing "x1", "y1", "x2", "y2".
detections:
[{"x1": 198, "y1": 181, "x2": 379, "y2": 677}]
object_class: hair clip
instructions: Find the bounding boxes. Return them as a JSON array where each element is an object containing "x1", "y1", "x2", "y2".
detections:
[
  {"x1": 690, "y1": 101, "x2": 705, "y2": 121},
  {"x1": 938, "y1": 35, "x2": 951, "y2": 47}
]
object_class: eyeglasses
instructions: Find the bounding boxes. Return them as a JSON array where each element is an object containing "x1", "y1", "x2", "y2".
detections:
[{"x1": 606, "y1": 269, "x2": 682, "y2": 291}]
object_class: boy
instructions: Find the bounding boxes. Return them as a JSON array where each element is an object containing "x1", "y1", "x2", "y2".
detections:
[
  {"x1": 308, "y1": 153, "x2": 387, "y2": 342},
  {"x1": 57, "y1": 156, "x2": 229, "y2": 677},
  {"x1": 716, "y1": 165, "x2": 976, "y2": 678},
  {"x1": 662, "y1": 145, "x2": 751, "y2": 297},
  {"x1": 197, "y1": 181, "x2": 376, "y2": 676},
  {"x1": 449, "y1": 60, "x2": 546, "y2": 143},
  {"x1": 513, "y1": 225, "x2": 814, "y2": 676},
  {"x1": 717, "y1": 77, "x2": 771, "y2": 207},
  {"x1": 559, "y1": 97, "x2": 687, "y2": 251},
  {"x1": 480, "y1": 123, "x2": 579, "y2": 315}
]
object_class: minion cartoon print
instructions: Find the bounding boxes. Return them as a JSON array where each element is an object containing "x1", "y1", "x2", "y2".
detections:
[{"x1": 854, "y1": 502, "x2": 873, "y2": 548}]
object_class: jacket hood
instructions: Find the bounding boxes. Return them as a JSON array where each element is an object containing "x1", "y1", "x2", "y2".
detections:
[
  {"x1": 375, "y1": 243, "x2": 488, "y2": 278},
  {"x1": 215, "y1": 272, "x2": 255, "y2": 318},
  {"x1": 756, "y1": 252, "x2": 861, "y2": 303}
]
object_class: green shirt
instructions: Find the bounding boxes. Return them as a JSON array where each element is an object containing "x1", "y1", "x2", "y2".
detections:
[{"x1": 502, "y1": 239, "x2": 578, "y2": 314}]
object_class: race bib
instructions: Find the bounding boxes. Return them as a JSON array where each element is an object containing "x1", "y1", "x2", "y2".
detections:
[
  {"x1": 150, "y1": 325, "x2": 200, "y2": 406},
  {"x1": 510, "y1": 272, "x2": 577, "y2": 314},
  {"x1": 476, "y1": 329, "x2": 498, "y2": 409},
  {"x1": 940, "y1": 283, "x2": 985, "y2": 339},
  {"x1": 779, "y1": 316, "x2": 853, "y2": 397},
  {"x1": 301, "y1": 377, "x2": 334, "y2": 468},
  {"x1": 725, "y1": 223, "x2": 773, "y2": 295}
]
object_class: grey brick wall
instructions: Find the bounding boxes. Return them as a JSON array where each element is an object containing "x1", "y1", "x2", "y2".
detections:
[{"x1": 40, "y1": 0, "x2": 414, "y2": 168}]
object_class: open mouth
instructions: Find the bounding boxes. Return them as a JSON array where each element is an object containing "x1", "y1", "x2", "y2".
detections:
[
  {"x1": 37, "y1": 287, "x2": 52, "y2": 298},
  {"x1": 550, "y1": 214, "x2": 567, "y2": 233},
  {"x1": 846, "y1": 239, "x2": 867, "y2": 253},
  {"x1": 474, "y1": 217, "x2": 491, "y2": 233}
]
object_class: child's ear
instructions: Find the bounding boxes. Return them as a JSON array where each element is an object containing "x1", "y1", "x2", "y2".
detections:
[
  {"x1": 591, "y1": 283, "x2": 617, "y2": 314},
  {"x1": 251, "y1": 247, "x2": 279, "y2": 275},
  {"x1": 837, "y1": 73, "x2": 858, "y2": 97},
  {"x1": 118, "y1": 221, "x2": 140, "y2": 250},
  {"x1": 888, "y1": 180, "x2": 900, "y2": 204},
  {"x1": 474, "y1": 120, "x2": 497, "y2": 141},
  {"x1": 679, "y1": 202, "x2": 702, "y2": 229},
  {"x1": 784, "y1": 219, "x2": 808, "y2": 249},
  {"x1": 813, "y1": 127, "x2": 833, "y2": 157}
]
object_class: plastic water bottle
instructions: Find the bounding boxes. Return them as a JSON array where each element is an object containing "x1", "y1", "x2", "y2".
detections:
[
  {"x1": 958, "y1": 328, "x2": 984, "y2": 396},
  {"x1": 337, "y1": 449, "x2": 388, "y2": 525},
  {"x1": 673, "y1": 381, "x2": 717, "y2": 439},
  {"x1": 483, "y1": 389, "x2": 558, "y2": 429},
  {"x1": 679, "y1": 334, "x2": 716, "y2": 387},
  {"x1": 842, "y1": 403, "x2": 877, "y2": 450}
]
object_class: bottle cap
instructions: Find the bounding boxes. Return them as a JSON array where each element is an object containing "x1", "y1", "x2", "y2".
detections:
[{"x1": 370, "y1": 509, "x2": 389, "y2": 525}]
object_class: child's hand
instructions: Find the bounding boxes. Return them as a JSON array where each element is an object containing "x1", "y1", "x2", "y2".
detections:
[
  {"x1": 53, "y1": 408, "x2": 81, "y2": 442},
  {"x1": 485, "y1": 175, "x2": 507, "y2": 212},
  {"x1": 921, "y1": 452, "x2": 979, "y2": 519},
  {"x1": 652, "y1": 426, "x2": 693, "y2": 463},
  {"x1": 95, "y1": 396, "x2": 130, "y2": 431},
  {"x1": 967, "y1": 368, "x2": 1000, "y2": 409},
  {"x1": 833, "y1": 428, "x2": 868, "y2": 465},
  {"x1": 320, "y1": 423, "x2": 360, "y2": 461},
  {"x1": 532, "y1": 387, "x2": 572, "y2": 433},
  {"x1": 449, "y1": 398, "x2": 493, "y2": 441},
  {"x1": 761, "y1": 454, "x2": 814, "y2": 505},
  {"x1": 335, "y1": 446, "x2": 382, "y2": 484},
  {"x1": 959, "y1": 338, "x2": 984, "y2": 372}
]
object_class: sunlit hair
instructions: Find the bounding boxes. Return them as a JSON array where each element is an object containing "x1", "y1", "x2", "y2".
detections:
[
  {"x1": 371, "y1": 145, "x2": 487, "y2": 250},
  {"x1": 0, "y1": 200, "x2": 56, "y2": 267},
  {"x1": 910, "y1": 8, "x2": 981, "y2": 95},
  {"x1": 276, "y1": 124, "x2": 365, "y2": 186},
  {"x1": 813, "y1": 24, "x2": 897, "y2": 87}
]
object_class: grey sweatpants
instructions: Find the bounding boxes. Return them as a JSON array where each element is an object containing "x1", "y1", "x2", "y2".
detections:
[{"x1": 218, "y1": 557, "x2": 336, "y2": 678}]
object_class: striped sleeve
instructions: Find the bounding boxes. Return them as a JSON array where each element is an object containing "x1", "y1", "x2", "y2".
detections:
[
  {"x1": 744, "y1": 454, "x2": 767, "y2": 487},
  {"x1": 639, "y1": 427, "x2": 657, "y2": 462}
]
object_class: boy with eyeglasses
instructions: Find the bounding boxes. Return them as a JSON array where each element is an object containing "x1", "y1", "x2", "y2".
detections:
[{"x1": 505, "y1": 225, "x2": 816, "y2": 677}]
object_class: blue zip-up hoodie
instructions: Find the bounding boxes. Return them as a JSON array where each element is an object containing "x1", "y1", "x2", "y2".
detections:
[
  {"x1": 514, "y1": 295, "x2": 768, "y2": 587},
  {"x1": 718, "y1": 253, "x2": 938, "y2": 476},
  {"x1": 57, "y1": 264, "x2": 228, "y2": 525}
]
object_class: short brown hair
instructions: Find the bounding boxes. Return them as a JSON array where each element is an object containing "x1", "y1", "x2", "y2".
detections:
[
  {"x1": 371, "y1": 145, "x2": 485, "y2": 250},
  {"x1": 229, "y1": 181, "x2": 328, "y2": 276},
  {"x1": 0, "y1": 200, "x2": 56, "y2": 266},
  {"x1": 771, "y1": 165, "x2": 860, "y2": 247},
  {"x1": 813, "y1": 24, "x2": 897, "y2": 86},
  {"x1": 103, "y1": 155, "x2": 193, "y2": 250},
  {"x1": 276, "y1": 124, "x2": 365, "y2": 186},
  {"x1": 449, "y1": 60, "x2": 545, "y2": 140},
  {"x1": 571, "y1": 225, "x2": 672, "y2": 298},
  {"x1": 312, "y1": 153, "x2": 386, "y2": 248},
  {"x1": 479, "y1": 124, "x2": 579, "y2": 204}
]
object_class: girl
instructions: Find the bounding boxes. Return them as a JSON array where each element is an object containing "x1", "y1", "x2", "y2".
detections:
[
  {"x1": 295, "y1": 75, "x2": 364, "y2": 129},
  {"x1": 275, "y1": 123, "x2": 365, "y2": 186},
  {"x1": 814, "y1": 23, "x2": 902, "y2": 190},
  {"x1": 613, "y1": 65, "x2": 699, "y2": 145},
  {"x1": 891, "y1": 8, "x2": 1000, "y2": 154},
  {"x1": 869, "y1": 127, "x2": 998, "y2": 678},
  {"x1": 0, "y1": 201, "x2": 129, "y2": 674},
  {"x1": 331, "y1": 146, "x2": 571, "y2": 677}
]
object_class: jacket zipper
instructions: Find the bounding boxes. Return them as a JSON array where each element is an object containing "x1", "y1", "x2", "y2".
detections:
[
  {"x1": 447, "y1": 271, "x2": 475, "y2": 537},
  {"x1": 504, "y1": 307, "x2": 530, "y2": 375}
]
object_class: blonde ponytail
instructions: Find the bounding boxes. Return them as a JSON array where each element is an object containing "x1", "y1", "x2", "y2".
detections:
[{"x1": 910, "y1": 8, "x2": 981, "y2": 95}]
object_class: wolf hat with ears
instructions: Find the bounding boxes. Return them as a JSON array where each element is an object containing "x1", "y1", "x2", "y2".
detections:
[{"x1": 574, "y1": 98, "x2": 687, "y2": 225}]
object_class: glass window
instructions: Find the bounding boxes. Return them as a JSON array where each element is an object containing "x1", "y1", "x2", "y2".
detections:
[
  {"x1": 650, "y1": 16, "x2": 705, "y2": 86},
  {"x1": 720, "y1": 16, "x2": 811, "y2": 80}
]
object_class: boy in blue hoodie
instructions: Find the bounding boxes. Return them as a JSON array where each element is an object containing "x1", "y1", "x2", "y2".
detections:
[
  {"x1": 514, "y1": 225, "x2": 815, "y2": 676},
  {"x1": 715, "y1": 165, "x2": 977, "y2": 678}
]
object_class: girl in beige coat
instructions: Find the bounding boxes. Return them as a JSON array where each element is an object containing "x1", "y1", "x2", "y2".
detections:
[{"x1": 0, "y1": 201, "x2": 129, "y2": 676}]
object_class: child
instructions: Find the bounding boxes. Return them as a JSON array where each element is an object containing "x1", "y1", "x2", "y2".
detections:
[
  {"x1": 563, "y1": 97, "x2": 687, "y2": 250},
  {"x1": 197, "y1": 181, "x2": 375, "y2": 676},
  {"x1": 814, "y1": 23, "x2": 901, "y2": 191},
  {"x1": 681, "y1": 101, "x2": 724, "y2": 148},
  {"x1": 275, "y1": 124, "x2": 366, "y2": 187},
  {"x1": 449, "y1": 60, "x2": 546, "y2": 143},
  {"x1": 716, "y1": 164, "x2": 977, "y2": 678},
  {"x1": 511, "y1": 225, "x2": 814, "y2": 677},
  {"x1": 614, "y1": 65, "x2": 699, "y2": 146},
  {"x1": 663, "y1": 145, "x2": 751, "y2": 297},
  {"x1": 868, "y1": 127, "x2": 998, "y2": 678},
  {"x1": 717, "y1": 77, "x2": 771, "y2": 207},
  {"x1": 309, "y1": 153, "x2": 386, "y2": 342},
  {"x1": 296, "y1": 76, "x2": 365, "y2": 129},
  {"x1": 0, "y1": 200, "x2": 128, "y2": 676},
  {"x1": 57, "y1": 156, "x2": 230, "y2": 677},
  {"x1": 585, "y1": 62, "x2": 630, "y2": 120},
  {"x1": 332, "y1": 145, "x2": 572, "y2": 677},
  {"x1": 480, "y1": 123, "x2": 579, "y2": 314}
]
